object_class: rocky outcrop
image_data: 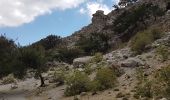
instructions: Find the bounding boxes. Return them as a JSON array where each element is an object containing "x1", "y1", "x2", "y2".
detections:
[
  {"x1": 92, "y1": 10, "x2": 107, "y2": 31},
  {"x1": 104, "y1": 48, "x2": 133, "y2": 64},
  {"x1": 149, "y1": 32, "x2": 170, "y2": 48},
  {"x1": 104, "y1": 47, "x2": 145, "y2": 68},
  {"x1": 120, "y1": 58, "x2": 145, "y2": 68}
]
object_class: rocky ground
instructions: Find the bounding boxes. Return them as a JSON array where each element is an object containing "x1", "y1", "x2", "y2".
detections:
[{"x1": 0, "y1": 33, "x2": 169, "y2": 100}]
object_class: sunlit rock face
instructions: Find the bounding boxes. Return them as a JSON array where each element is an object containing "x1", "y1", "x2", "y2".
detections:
[{"x1": 91, "y1": 10, "x2": 107, "y2": 30}]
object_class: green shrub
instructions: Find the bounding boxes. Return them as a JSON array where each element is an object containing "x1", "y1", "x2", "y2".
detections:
[
  {"x1": 145, "y1": 65, "x2": 169, "y2": 99},
  {"x1": 135, "y1": 65, "x2": 170, "y2": 99},
  {"x1": 91, "y1": 53, "x2": 103, "y2": 63},
  {"x1": 0, "y1": 35, "x2": 18, "y2": 78},
  {"x1": 12, "y1": 59, "x2": 27, "y2": 79},
  {"x1": 53, "y1": 71, "x2": 65, "y2": 85},
  {"x1": 64, "y1": 71, "x2": 90, "y2": 96},
  {"x1": 92, "y1": 67, "x2": 117, "y2": 91},
  {"x1": 53, "y1": 46, "x2": 84, "y2": 64},
  {"x1": 153, "y1": 65, "x2": 170, "y2": 98},
  {"x1": 135, "y1": 68, "x2": 153, "y2": 98},
  {"x1": 131, "y1": 28, "x2": 162, "y2": 54},
  {"x1": 112, "y1": 3, "x2": 165, "y2": 42},
  {"x1": 110, "y1": 64, "x2": 123, "y2": 77},
  {"x1": 84, "y1": 63, "x2": 93, "y2": 75},
  {"x1": 135, "y1": 81, "x2": 153, "y2": 98},
  {"x1": 136, "y1": 68, "x2": 147, "y2": 84},
  {"x1": 76, "y1": 33, "x2": 110, "y2": 55},
  {"x1": 156, "y1": 45, "x2": 169, "y2": 61},
  {"x1": 157, "y1": 65, "x2": 170, "y2": 84},
  {"x1": 34, "y1": 35, "x2": 62, "y2": 50},
  {"x1": 89, "y1": 80, "x2": 101, "y2": 92}
]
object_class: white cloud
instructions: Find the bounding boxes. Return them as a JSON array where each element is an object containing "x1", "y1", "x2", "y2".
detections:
[
  {"x1": 79, "y1": 8, "x2": 86, "y2": 14},
  {"x1": 79, "y1": 1, "x2": 112, "y2": 17},
  {"x1": 0, "y1": 0, "x2": 86, "y2": 27}
]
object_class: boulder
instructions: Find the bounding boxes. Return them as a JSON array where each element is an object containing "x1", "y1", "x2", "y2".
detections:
[
  {"x1": 11, "y1": 83, "x2": 18, "y2": 90},
  {"x1": 160, "y1": 98, "x2": 167, "y2": 100},
  {"x1": 73, "y1": 56, "x2": 93, "y2": 68},
  {"x1": 167, "y1": 10, "x2": 170, "y2": 15},
  {"x1": 80, "y1": 92, "x2": 87, "y2": 96},
  {"x1": 120, "y1": 58, "x2": 144, "y2": 68}
]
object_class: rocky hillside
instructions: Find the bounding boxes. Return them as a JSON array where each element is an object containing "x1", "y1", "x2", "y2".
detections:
[
  {"x1": 64, "y1": 0, "x2": 170, "y2": 47},
  {"x1": 0, "y1": 0, "x2": 170, "y2": 100}
]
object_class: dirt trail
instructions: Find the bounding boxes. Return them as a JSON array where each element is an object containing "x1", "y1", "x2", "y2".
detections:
[{"x1": 0, "y1": 78, "x2": 65, "y2": 100}]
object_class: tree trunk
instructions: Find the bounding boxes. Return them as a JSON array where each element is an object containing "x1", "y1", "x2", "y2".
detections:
[{"x1": 39, "y1": 73, "x2": 45, "y2": 87}]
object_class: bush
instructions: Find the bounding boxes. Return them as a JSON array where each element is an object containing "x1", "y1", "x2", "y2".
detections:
[
  {"x1": 110, "y1": 64, "x2": 124, "y2": 77},
  {"x1": 152, "y1": 65, "x2": 170, "y2": 98},
  {"x1": 64, "y1": 71, "x2": 90, "y2": 96},
  {"x1": 91, "y1": 53, "x2": 103, "y2": 63},
  {"x1": 136, "y1": 68, "x2": 147, "y2": 84},
  {"x1": 135, "y1": 68, "x2": 153, "y2": 98},
  {"x1": 19, "y1": 46, "x2": 46, "y2": 70},
  {"x1": 135, "y1": 65, "x2": 170, "y2": 99},
  {"x1": 89, "y1": 80, "x2": 101, "y2": 92},
  {"x1": 135, "y1": 81, "x2": 153, "y2": 98},
  {"x1": 53, "y1": 47, "x2": 84, "y2": 64},
  {"x1": 34, "y1": 35, "x2": 62, "y2": 50},
  {"x1": 76, "y1": 33, "x2": 110, "y2": 55},
  {"x1": 53, "y1": 71, "x2": 65, "y2": 85},
  {"x1": 2, "y1": 74, "x2": 16, "y2": 84},
  {"x1": 92, "y1": 67, "x2": 117, "y2": 91},
  {"x1": 0, "y1": 35, "x2": 18, "y2": 78},
  {"x1": 156, "y1": 65, "x2": 170, "y2": 85},
  {"x1": 156, "y1": 45, "x2": 169, "y2": 61},
  {"x1": 131, "y1": 28, "x2": 162, "y2": 54},
  {"x1": 112, "y1": 3, "x2": 165, "y2": 42},
  {"x1": 84, "y1": 63, "x2": 94, "y2": 75},
  {"x1": 12, "y1": 59, "x2": 27, "y2": 79}
]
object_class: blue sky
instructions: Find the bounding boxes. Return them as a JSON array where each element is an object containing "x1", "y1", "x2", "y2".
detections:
[{"x1": 0, "y1": 0, "x2": 118, "y2": 46}]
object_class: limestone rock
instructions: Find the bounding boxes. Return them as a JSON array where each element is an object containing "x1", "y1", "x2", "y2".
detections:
[
  {"x1": 73, "y1": 56, "x2": 93, "y2": 68},
  {"x1": 120, "y1": 58, "x2": 144, "y2": 68},
  {"x1": 160, "y1": 98, "x2": 167, "y2": 100},
  {"x1": 80, "y1": 92, "x2": 87, "y2": 96},
  {"x1": 104, "y1": 48, "x2": 133, "y2": 63}
]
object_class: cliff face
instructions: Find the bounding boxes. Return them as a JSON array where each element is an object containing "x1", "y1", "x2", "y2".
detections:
[{"x1": 63, "y1": 10, "x2": 120, "y2": 47}]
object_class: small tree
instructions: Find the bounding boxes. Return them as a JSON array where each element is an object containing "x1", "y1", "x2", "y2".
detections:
[
  {"x1": 19, "y1": 45, "x2": 47, "y2": 87},
  {"x1": 0, "y1": 35, "x2": 18, "y2": 78},
  {"x1": 34, "y1": 35, "x2": 62, "y2": 50}
]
